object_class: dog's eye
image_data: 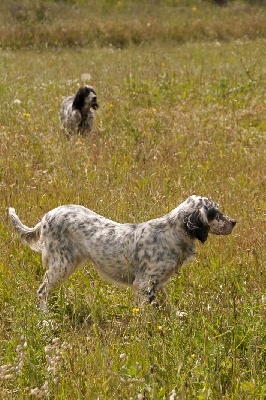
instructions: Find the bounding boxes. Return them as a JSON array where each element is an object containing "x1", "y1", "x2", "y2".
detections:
[{"x1": 214, "y1": 212, "x2": 223, "y2": 222}]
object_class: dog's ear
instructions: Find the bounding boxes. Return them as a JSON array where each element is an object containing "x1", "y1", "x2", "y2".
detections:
[
  {"x1": 73, "y1": 87, "x2": 86, "y2": 110},
  {"x1": 206, "y1": 206, "x2": 218, "y2": 221},
  {"x1": 184, "y1": 209, "x2": 209, "y2": 243}
]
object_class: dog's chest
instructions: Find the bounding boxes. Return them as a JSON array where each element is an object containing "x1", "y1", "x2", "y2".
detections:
[
  {"x1": 79, "y1": 112, "x2": 93, "y2": 131},
  {"x1": 174, "y1": 238, "x2": 195, "y2": 270}
]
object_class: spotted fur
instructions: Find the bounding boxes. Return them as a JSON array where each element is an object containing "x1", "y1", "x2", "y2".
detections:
[
  {"x1": 59, "y1": 85, "x2": 99, "y2": 136},
  {"x1": 9, "y1": 195, "x2": 236, "y2": 309}
]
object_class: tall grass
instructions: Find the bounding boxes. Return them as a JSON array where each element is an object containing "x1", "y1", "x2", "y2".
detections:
[
  {"x1": 0, "y1": 3, "x2": 266, "y2": 398},
  {"x1": 0, "y1": 0, "x2": 265, "y2": 49}
]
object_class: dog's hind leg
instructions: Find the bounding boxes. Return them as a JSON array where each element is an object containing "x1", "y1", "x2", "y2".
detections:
[
  {"x1": 37, "y1": 251, "x2": 80, "y2": 310},
  {"x1": 37, "y1": 271, "x2": 50, "y2": 311}
]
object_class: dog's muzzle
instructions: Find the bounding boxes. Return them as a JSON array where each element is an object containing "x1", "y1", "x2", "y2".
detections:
[{"x1": 92, "y1": 99, "x2": 99, "y2": 110}]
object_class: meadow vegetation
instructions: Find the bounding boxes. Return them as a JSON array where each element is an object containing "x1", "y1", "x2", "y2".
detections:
[
  {"x1": 0, "y1": 0, "x2": 266, "y2": 399},
  {"x1": 0, "y1": 0, "x2": 266, "y2": 49}
]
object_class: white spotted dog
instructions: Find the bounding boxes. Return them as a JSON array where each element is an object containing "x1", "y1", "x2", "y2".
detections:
[
  {"x1": 9, "y1": 195, "x2": 236, "y2": 310},
  {"x1": 59, "y1": 85, "x2": 99, "y2": 136}
]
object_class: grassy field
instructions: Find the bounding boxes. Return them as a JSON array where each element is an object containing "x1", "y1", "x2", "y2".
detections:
[
  {"x1": 0, "y1": 1, "x2": 266, "y2": 399},
  {"x1": 0, "y1": 0, "x2": 266, "y2": 49}
]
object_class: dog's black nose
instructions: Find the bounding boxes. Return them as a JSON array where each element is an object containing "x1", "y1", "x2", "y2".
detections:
[
  {"x1": 92, "y1": 100, "x2": 99, "y2": 110},
  {"x1": 232, "y1": 220, "x2": 237, "y2": 227}
]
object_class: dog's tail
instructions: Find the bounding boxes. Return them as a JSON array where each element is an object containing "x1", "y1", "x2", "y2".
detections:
[{"x1": 9, "y1": 208, "x2": 42, "y2": 252}]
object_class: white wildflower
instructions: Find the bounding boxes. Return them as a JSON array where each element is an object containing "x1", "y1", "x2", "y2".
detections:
[
  {"x1": 81, "y1": 73, "x2": 92, "y2": 83},
  {"x1": 16, "y1": 345, "x2": 22, "y2": 353},
  {"x1": 169, "y1": 389, "x2": 178, "y2": 400}
]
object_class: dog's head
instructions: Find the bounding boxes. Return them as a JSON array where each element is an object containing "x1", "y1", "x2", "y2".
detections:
[
  {"x1": 183, "y1": 195, "x2": 236, "y2": 243},
  {"x1": 72, "y1": 86, "x2": 99, "y2": 112}
]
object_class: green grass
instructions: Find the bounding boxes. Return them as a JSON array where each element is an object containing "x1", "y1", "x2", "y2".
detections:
[
  {"x1": 0, "y1": 1, "x2": 266, "y2": 398},
  {"x1": 0, "y1": 0, "x2": 265, "y2": 49}
]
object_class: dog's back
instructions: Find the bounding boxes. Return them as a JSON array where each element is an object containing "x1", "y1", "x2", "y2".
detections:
[{"x1": 59, "y1": 95, "x2": 81, "y2": 132}]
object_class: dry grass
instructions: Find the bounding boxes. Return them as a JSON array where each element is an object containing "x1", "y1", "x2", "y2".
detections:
[
  {"x1": 0, "y1": 3, "x2": 266, "y2": 398},
  {"x1": 0, "y1": 0, "x2": 265, "y2": 49}
]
